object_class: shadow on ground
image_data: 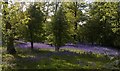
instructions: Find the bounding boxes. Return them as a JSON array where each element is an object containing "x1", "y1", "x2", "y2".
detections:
[{"x1": 2, "y1": 47, "x2": 119, "y2": 70}]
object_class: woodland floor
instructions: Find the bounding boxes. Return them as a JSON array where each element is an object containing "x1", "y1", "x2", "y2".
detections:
[{"x1": 1, "y1": 42, "x2": 120, "y2": 70}]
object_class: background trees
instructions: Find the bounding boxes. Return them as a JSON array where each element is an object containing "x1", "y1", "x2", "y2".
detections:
[
  {"x1": 1, "y1": 1, "x2": 120, "y2": 54},
  {"x1": 79, "y1": 2, "x2": 120, "y2": 48}
]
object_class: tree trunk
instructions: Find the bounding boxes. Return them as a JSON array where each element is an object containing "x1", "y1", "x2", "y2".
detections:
[
  {"x1": 74, "y1": 2, "x2": 77, "y2": 30},
  {"x1": 74, "y1": 2, "x2": 78, "y2": 42},
  {"x1": 29, "y1": 29, "x2": 34, "y2": 49},
  {"x1": 31, "y1": 41, "x2": 33, "y2": 49},
  {"x1": 3, "y1": 1, "x2": 16, "y2": 54},
  {"x1": 6, "y1": 22, "x2": 16, "y2": 54},
  {"x1": 7, "y1": 34, "x2": 16, "y2": 54},
  {"x1": 55, "y1": 47, "x2": 59, "y2": 52}
]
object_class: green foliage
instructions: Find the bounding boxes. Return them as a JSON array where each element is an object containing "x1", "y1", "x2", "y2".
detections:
[
  {"x1": 23, "y1": 3, "x2": 44, "y2": 42},
  {"x1": 2, "y1": 2, "x2": 30, "y2": 45},
  {"x1": 78, "y1": 2, "x2": 120, "y2": 47},
  {"x1": 2, "y1": 2, "x2": 119, "y2": 48},
  {"x1": 64, "y1": 2, "x2": 86, "y2": 43},
  {"x1": 51, "y1": 6, "x2": 70, "y2": 49}
]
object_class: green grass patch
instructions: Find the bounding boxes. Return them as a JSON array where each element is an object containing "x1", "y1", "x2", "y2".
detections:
[{"x1": 1, "y1": 47, "x2": 119, "y2": 70}]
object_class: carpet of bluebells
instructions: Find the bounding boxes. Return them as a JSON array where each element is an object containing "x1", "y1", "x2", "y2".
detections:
[
  {"x1": 1, "y1": 41, "x2": 120, "y2": 70},
  {"x1": 16, "y1": 41, "x2": 119, "y2": 56}
]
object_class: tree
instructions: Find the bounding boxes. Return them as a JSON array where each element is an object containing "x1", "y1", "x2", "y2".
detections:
[
  {"x1": 51, "y1": 6, "x2": 69, "y2": 51},
  {"x1": 63, "y1": 2, "x2": 87, "y2": 43},
  {"x1": 2, "y1": 1, "x2": 30, "y2": 53},
  {"x1": 80, "y1": 2, "x2": 120, "y2": 47},
  {"x1": 2, "y1": 1, "x2": 17, "y2": 54},
  {"x1": 25, "y1": 3, "x2": 44, "y2": 49}
]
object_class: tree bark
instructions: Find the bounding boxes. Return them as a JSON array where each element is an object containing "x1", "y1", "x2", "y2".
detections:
[{"x1": 29, "y1": 30, "x2": 34, "y2": 49}]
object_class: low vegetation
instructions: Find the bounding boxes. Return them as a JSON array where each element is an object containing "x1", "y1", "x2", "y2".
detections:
[{"x1": 2, "y1": 47, "x2": 119, "y2": 70}]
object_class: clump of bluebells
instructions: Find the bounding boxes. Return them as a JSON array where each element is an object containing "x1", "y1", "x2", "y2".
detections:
[{"x1": 17, "y1": 42, "x2": 119, "y2": 56}]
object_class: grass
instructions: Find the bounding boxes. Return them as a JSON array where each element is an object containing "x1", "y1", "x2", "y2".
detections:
[{"x1": 1, "y1": 47, "x2": 120, "y2": 70}]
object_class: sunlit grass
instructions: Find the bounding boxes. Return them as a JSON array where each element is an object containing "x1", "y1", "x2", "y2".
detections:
[
  {"x1": 2, "y1": 47, "x2": 119, "y2": 70},
  {"x1": 60, "y1": 47, "x2": 84, "y2": 54}
]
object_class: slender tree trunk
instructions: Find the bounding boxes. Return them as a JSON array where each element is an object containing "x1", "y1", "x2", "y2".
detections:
[
  {"x1": 55, "y1": 2, "x2": 59, "y2": 12},
  {"x1": 54, "y1": 2, "x2": 60, "y2": 52},
  {"x1": 55, "y1": 37, "x2": 60, "y2": 52},
  {"x1": 55, "y1": 46, "x2": 59, "y2": 52},
  {"x1": 29, "y1": 30, "x2": 34, "y2": 49},
  {"x1": 31, "y1": 41, "x2": 33, "y2": 49},
  {"x1": 3, "y1": 1, "x2": 16, "y2": 54},
  {"x1": 74, "y1": 2, "x2": 78, "y2": 42}
]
